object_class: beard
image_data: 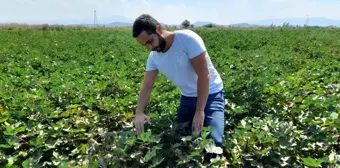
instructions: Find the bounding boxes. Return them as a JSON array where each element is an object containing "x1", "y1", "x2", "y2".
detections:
[{"x1": 152, "y1": 33, "x2": 166, "y2": 52}]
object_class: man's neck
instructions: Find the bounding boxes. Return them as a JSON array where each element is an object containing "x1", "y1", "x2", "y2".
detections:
[{"x1": 162, "y1": 30, "x2": 175, "y2": 53}]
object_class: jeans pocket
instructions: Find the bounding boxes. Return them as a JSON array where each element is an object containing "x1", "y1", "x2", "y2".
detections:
[{"x1": 208, "y1": 91, "x2": 224, "y2": 103}]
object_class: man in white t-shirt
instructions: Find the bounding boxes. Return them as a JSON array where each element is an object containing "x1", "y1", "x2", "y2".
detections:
[{"x1": 132, "y1": 14, "x2": 225, "y2": 150}]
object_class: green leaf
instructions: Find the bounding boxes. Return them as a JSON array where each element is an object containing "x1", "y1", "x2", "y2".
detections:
[
  {"x1": 29, "y1": 135, "x2": 45, "y2": 148},
  {"x1": 80, "y1": 144, "x2": 88, "y2": 154},
  {"x1": 149, "y1": 157, "x2": 165, "y2": 168},
  {"x1": 138, "y1": 131, "x2": 160, "y2": 143},
  {"x1": 144, "y1": 146, "x2": 159, "y2": 162},
  {"x1": 113, "y1": 148, "x2": 125, "y2": 156},
  {"x1": 58, "y1": 161, "x2": 72, "y2": 168},
  {"x1": 0, "y1": 115, "x2": 9, "y2": 123},
  {"x1": 3, "y1": 125, "x2": 15, "y2": 136},
  {"x1": 69, "y1": 128, "x2": 86, "y2": 133},
  {"x1": 263, "y1": 135, "x2": 277, "y2": 143},
  {"x1": 21, "y1": 159, "x2": 31, "y2": 168},
  {"x1": 301, "y1": 157, "x2": 327, "y2": 167},
  {"x1": 69, "y1": 104, "x2": 79, "y2": 109},
  {"x1": 0, "y1": 144, "x2": 11, "y2": 148}
]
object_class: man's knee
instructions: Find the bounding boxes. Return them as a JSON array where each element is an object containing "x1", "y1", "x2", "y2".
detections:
[
  {"x1": 207, "y1": 128, "x2": 224, "y2": 147},
  {"x1": 204, "y1": 112, "x2": 225, "y2": 147}
]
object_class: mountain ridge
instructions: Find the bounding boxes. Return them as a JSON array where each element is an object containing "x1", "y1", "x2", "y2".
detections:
[
  {"x1": 1, "y1": 15, "x2": 340, "y2": 27},
  {"x1": 63, "y1": 16, "x2": 340, "y2": 28},
  {"x1": 251, "y1": 17, "x2": 340, "y2": 27}
]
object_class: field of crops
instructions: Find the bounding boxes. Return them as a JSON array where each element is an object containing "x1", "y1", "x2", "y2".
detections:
[{"x1": 0, "y1": 26, "x2": 339, "y2": 167}]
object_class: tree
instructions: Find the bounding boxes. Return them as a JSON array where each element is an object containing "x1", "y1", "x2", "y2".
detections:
[
  {"x1": 204, "y1": 23, "x2": 215, "y2": 28},
  {"x1": 282, "y1": 22, "x2": 290, "y2": 27},
  {"x1": 181, "y1": 19, "x2": 191, "y2": 28}
]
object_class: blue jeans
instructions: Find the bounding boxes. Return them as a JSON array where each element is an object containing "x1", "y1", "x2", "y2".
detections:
[{"x1": 176, "y1": 90, "x2": 225, "y2": 147}]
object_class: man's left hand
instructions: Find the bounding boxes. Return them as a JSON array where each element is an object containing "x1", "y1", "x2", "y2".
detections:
[{"x1": 192, "y1": 110, "x2": 205, "y2": 132}]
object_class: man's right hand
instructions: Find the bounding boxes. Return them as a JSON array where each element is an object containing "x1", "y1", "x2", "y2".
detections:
[{"x1": 134, "y1": 113, "x2": 150, "y2": 135}]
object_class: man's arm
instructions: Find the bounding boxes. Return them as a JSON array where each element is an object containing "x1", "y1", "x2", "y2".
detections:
[
  {"x1": 136, "y1": 70, "x2": 158, "y2": 115},
  {"x1": 190, "y1": 51, "x2": 210, "y2": 131},
  {"x1": 179, "y1": 30, "x2": 210, "y2": 131},
  {"x1": 135, "y1": 70, "x2": 158, "y2": 134},
  {"x1": 190, "y1": 52, "x2": 210, "y2": 112}
]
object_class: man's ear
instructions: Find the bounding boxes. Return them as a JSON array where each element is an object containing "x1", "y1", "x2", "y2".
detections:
[{"x1": 156, "y1": 25, "x2": 162, "y2": 34}]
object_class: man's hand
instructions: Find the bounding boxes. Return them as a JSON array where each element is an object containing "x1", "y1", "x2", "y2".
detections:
[
  {"x1": 192, "y1": 110, "x2": 205, "y2": 132},
  {"x1": 134, "y1": 113, "x2": 150, "y2": 135}
]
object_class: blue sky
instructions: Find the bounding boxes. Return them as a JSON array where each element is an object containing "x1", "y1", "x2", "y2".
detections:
[{"x1": 1, "y1": 0, "x2": 340, "y2": 25}]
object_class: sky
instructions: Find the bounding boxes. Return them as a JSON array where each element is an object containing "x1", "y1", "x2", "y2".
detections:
[{"x1": 1, "y1": 0, "x2": 340, "y2": 25}]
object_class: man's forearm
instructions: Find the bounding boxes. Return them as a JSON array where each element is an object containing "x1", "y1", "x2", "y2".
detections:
[
  {"x1": 196, "y1": 75, "x2": 210, "y2": 112},
  {"x1": 136, "y1": 88, "x2": 151, "y2": 115}
]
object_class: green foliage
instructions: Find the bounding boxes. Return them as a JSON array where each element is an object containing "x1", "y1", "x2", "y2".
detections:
[{"x1": 0, "y1": 27, "x2": 339, "y2": 167}]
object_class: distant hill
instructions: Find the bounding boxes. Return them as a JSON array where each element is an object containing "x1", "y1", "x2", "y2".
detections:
[
  {"x1": 228, "y1": 23, "x2": 262, "y2": 28},
  {"x1": 66, "y1": 16, "x2": 172, "y2": 28},
  {"x1": 105, "y1": 22, "x2": 133, "y2": 27},
  {"x1": 192, "y1": 21, "x2": 217, "y2": 27},
  {"x1": 2, "y1": 16, "x2": 340, "y2": 28},
  {"x1": 251, "y1": 17, "x2": 340, "y2": 27}
]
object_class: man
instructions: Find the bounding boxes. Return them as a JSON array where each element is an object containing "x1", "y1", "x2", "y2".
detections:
[{"x1": 132, "y1": 14, "x2": 225, "y2": 148}]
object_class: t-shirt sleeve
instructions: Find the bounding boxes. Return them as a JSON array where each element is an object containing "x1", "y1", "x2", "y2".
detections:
[
  {"x1": 181, "y1": 30, "x2": 207, "y2": 59},
  {"x1": 145, "y1": 53, "x2": 157, "y2": 71}
]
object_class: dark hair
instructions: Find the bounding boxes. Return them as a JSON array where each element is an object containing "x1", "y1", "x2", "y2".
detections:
[{"x1": 132, "y1": 14, "x2": 160, "y2": 38}]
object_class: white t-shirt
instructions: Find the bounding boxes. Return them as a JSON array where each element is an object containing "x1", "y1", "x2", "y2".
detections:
[{"x1": 146, "y1": 29, "x2": 223, "y2": 97}]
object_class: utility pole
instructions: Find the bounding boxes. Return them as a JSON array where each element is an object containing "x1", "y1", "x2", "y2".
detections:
[
  {"x1": 305, "y1": 14, "x2": 309, "y2": 27},
  {"x1": 94, "y1": 10, "x2": 98, "y2": 27}
]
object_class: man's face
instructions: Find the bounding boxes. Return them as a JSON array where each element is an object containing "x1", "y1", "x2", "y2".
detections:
[{"x1": 136, "y1": 30, "x2": 166, "y2": 52}]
